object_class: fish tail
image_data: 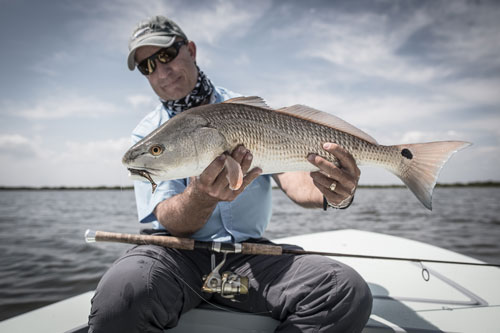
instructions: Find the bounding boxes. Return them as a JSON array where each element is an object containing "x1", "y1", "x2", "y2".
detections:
[{"x1": 389, "y1": 141, "x2": 471, "y2": 210}]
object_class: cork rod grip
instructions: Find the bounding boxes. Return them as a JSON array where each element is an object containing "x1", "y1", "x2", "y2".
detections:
[
  {"x1": 86, "y1": 230, "x2": 195, "y2": 251},
  {"x1": 241, "y1": 242, "x2": 283, "y2": 256}
]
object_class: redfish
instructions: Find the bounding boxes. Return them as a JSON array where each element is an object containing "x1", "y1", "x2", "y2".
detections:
[{"x1": 123, "y1": 97, "x2": 470, "y2": 210}]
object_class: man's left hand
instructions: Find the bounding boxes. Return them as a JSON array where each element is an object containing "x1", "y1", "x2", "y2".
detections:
[{"x1": 307, "y1": 143, "x2": 360, "y2": 208}]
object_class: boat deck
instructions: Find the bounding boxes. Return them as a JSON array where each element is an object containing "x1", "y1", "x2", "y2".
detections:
[{"x1": 1, "y1": 229, "x2": 499, "y2": 332}]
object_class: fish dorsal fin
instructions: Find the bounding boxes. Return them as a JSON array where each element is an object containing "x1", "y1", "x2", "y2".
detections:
[
  {"x1": 223, "y1": 96, "x2": 272, "y2": 110},
  {"x1": 276, "y1": 105, "x2": 378, "y2": 144}
]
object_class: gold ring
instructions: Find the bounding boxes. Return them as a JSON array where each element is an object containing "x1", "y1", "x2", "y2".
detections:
[{"x1": 329, "y1": 181, "x2": 337, "y2": 192}]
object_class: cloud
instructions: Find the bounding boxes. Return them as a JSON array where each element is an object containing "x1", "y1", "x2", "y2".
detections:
[
  {"x1": 260, "y1": 73, "x2": 458, "y2": 124},
  {"x1": 233, "y1": 53, "x2": 250, "y2": 66},
  {"x1": 0, "y1": 136, "x2": 132, "y2": 186},
  {"x1": 54, "y1": 136, "x2": 133, "y2": 186},
  {"x1": 268, "y1": 1, "x2": 500, "y2": 89},
  {"x1": 75, "y1": 0, "x2": 271, "y2": 54},
  {"x1": 178, "y1": 0, "x2": 271, "y2": 46},
  {"x1": 399, "y1": 130, "x2": 464, "y2": 144},
  {"x1": 59, "y1": 137, "x2": 131, "y2": 164},
  {"x1": 426, "y1": 1, "x2": 500, "y2": 69},
  {"x1": 29, "y1": 51, "x2": 73, "y2": 77},
  {"x1": 0, "y1": 134, "x2": 38, "y2": 157},
  {"x1": 454, "y1": 114, "x2": 500, "y2": 140},
  {"x1": 126, "y1": 94, "x2": 158, "y2": 109},
  {"x1": 0, "y1": 134, "x2": 30, "y2": 146},
  {"x1": 439, "y1": 78, "x2": 500, "y2": 107},
  {"x1": 274, "y1": 8, "x2": 447, "y2": 84},
  {"x1": 7, "y1": 93, "x2": 120, "y2": 120},
  {"x1": 438, "y1": 143, "x2": 500, "y2": 183}
]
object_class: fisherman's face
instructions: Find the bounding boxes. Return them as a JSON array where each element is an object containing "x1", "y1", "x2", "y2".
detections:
[{"x1": 135, "y1": 40, "x2": 198, "y2": 101}]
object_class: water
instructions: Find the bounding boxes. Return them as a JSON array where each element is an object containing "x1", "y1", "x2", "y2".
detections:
[{"x1": 1, "y1": 187, "x2": 499, "y2": 321}]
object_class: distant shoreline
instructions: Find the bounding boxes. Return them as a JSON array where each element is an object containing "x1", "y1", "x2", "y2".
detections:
[
  {"x1": 0, "y1": 186, "x2": 135, "y2": 191},
  {"x1": 1, "y1": 181, "x2": 499, "y2": 191},
  {"x1": 359, "y1": 181, "x2": 500, "y2": 188}
]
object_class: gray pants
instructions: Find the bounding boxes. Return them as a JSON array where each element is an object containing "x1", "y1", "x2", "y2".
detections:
[{"x1": 88, "y1": 239, "x2": 372, "y2": 332}]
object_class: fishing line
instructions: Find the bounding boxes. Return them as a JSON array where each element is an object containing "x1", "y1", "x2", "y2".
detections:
[
  {"x1": 416, "y1": 304, "x2": 500, "y2": 313},
  {"x1": 281, "y1": 255, "x2": 305, "y2": 299},
  {"x1": 166, "y1": 266, "x2": 240, "y2": 314},
  {"x1": 282, "y1": 248, "x2": 500, "y2": 268}
]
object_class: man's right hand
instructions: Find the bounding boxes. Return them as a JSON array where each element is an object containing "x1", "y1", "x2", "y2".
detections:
[{"x1": 190, "y1": 145, "x2": 262, "y2": 202}]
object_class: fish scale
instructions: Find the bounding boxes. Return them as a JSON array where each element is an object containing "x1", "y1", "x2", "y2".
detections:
[
  {"x1": 195, "y1": 103, "x2": 378, "y2": 173},
  {"x1": 122, "y1": 96, "x2": 470, "y2": 210}
]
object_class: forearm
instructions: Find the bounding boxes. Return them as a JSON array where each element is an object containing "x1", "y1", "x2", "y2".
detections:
[
  {"x1": 153, "y1": 182, "x2": 219, "y2": 237},
  {"x1": 273, "y1": 172, "x2": 323, "y2": 208}
]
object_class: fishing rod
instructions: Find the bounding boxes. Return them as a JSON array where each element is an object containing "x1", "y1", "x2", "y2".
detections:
[{"x1": 84, "y1": 230, "x2": 500, "y2": 268}]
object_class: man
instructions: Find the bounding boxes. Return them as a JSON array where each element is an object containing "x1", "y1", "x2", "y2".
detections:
[{"x1": 89, "y1": 16, "x2": 372, "y2": 332}]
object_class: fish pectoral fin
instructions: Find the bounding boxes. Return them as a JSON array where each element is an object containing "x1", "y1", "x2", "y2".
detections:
[{"x1": 224, "y1": 155, "x2": 244, "y2": 190}]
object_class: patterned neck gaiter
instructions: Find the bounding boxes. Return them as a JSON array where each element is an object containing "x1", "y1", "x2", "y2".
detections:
[{"x1": 162, "y1": 66, "x2": 214, "y2": 116}]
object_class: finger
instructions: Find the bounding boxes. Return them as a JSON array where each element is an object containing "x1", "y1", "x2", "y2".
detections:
[
  {"x1": 240, "y1": 150, "x2": 254, "y2": 174},
  {"x1": 307, "y1": 154, "x2": 343, "y2": 180},
  {"x1": 323, "y1": 143, "x2": 359, "y2": 178},
  {"x1": 308, "y1": 153, "x2": 358, "y2": 196},
  {"x1": 323, "y1": 144, "x2": 360, "y2": 195},
  {"x1": 312, "y1": 179, "x2": 344, "y2": 205},
  {"x1": 309, "y1": 171, "x2": 333, "y2": 189},
  {"x1": 231, "y1": 145, "x2": 248, "y2": 164},
  {"x1": 211, "y1": 165, "x2": 230, "y2": 190},
  {"x1": 198, "y1": 154, "x2": 227, "y2": 186},
  {"x1": 310, "y1": 171, "x2": 352, "y2": 197},
  {"x1": 207, "y1": 166, "x2": 262, "y2": 201},
  {"x1": 234, "y1": 167, "x2": 262, "y2": 194},
  {"x1": 224, "y1": 155, "x2": 243, "y2": 190},
  {"x1": 212, "y1": 150, "x2": 252, "y2": 191}
]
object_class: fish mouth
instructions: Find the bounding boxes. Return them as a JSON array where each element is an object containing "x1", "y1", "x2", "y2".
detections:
[{"x1": 128, "y1": 168, "x2": 158, "y2": 193}]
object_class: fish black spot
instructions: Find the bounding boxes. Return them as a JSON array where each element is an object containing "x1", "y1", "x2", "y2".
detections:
[{"x1": 401, "y1": 148, "x2": 413, "y2": 160}]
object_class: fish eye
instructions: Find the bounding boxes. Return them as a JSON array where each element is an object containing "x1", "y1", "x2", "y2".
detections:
[{"x1": 149, "y1": 145, "x2": 164, "y2": 156}]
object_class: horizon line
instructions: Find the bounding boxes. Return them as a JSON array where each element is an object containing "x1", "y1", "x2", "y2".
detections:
[{"x1": 1, "y1": 181, "x2": 499, "y2": 190}]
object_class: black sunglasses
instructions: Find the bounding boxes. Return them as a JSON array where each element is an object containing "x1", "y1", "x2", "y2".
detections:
[{"x1": 137, "y1": 40, "x2": 187, "y2": 75}]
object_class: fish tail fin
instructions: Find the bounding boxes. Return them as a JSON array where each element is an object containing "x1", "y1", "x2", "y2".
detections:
[{"x1": 389, "y1": 141, "x2": 471, "y2": 210}]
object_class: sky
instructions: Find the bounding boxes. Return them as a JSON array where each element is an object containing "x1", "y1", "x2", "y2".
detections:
[{"x1": 0, "y1": 0, "x2": 499, "y2": 187}]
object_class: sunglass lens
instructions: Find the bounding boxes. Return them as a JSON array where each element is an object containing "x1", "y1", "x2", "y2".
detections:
[
  {"x1": 137, "y1": 58, "x2": 155, "y2": 75},
  {"x1": 147, "y1": 59, "x2": 155, "y2": 74},
  {"x1": 157, "y1": 48, "x2": 177, "y2": 64},
  {"x1": 137, "y1": 62, "x2": 148, "y2": 75}
]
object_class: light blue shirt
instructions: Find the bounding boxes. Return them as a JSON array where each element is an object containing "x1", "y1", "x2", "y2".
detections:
[{"x1": 131, "y1": 86, "x2": 272, "y2": 243}]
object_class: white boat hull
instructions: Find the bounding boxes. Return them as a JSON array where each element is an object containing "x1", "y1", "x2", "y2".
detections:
[{"x1": 1, "y1": 229, "x2": 499, "y2": 333}]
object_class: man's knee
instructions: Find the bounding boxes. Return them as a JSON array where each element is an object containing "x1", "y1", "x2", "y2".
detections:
[
  {"x1": 345, "y1": 265, "x2": 372, "y2": 318},
  {"x1": 88, "y1": 253, "x2": 155, "y2": 332},
  {"x1": 88, "y1": 249, "x2": 184, "y2": 333},
  {"x1": 272, "y1": 256, "x2": 372, "y2": 332},
  {"x1": 305, "y1": 257, "x2": 372, "y2": 312},
  {"x1": 324, "y1": 262, "x2": 373, "y2": 332}
]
